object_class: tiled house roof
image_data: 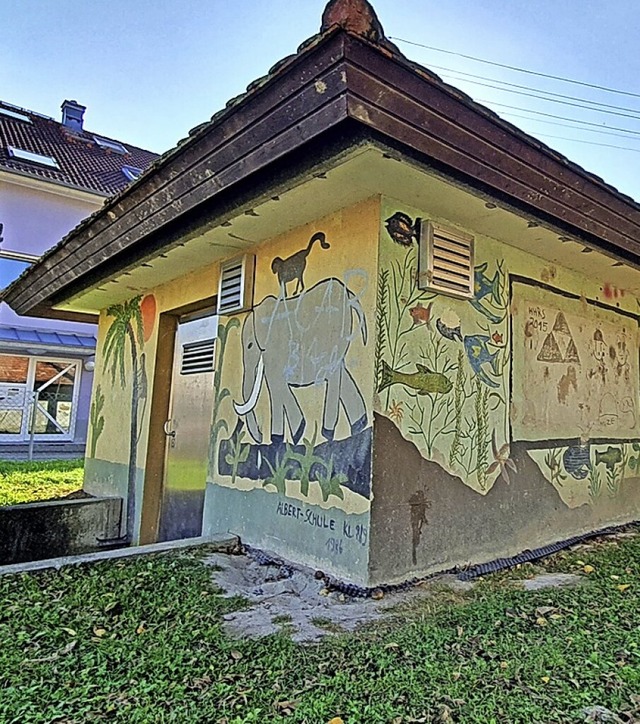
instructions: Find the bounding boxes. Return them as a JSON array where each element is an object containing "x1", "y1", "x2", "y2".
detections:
[{"x1": 0, "y1": 101, "x2": 159, "y2": 196}]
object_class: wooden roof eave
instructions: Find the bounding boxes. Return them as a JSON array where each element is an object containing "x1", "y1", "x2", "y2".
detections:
[
  {"x1": 4, "y1": 30, "x2": 353, "y2": 316},
  {"x1": 7, "y1": 28, "x2": 640, "y2": 317}
]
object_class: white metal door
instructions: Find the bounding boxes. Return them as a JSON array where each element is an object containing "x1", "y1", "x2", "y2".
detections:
[{"x1": 158, "y1": 313, "x2": 218, "y2": 541}]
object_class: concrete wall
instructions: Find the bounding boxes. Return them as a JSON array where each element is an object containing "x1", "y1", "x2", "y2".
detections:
[
  {"x1": 87, "y1": 198, "x2": 379, "y2": 582},
  {"x1": 369, "y1": 197, "x2": 640, "y2": 585},
  {"x1": 0, "y1": 496, "x2": 122, "y2": 565}
]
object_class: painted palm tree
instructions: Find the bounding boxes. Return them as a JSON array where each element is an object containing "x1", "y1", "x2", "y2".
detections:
[{"x1": 103, "y1": 295, "x2": 147, "y2": 541}]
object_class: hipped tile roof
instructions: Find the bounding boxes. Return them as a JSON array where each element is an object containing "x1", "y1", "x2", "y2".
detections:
[{"x1": 0, "y1": 101, "x2": 159, "y2": 196}]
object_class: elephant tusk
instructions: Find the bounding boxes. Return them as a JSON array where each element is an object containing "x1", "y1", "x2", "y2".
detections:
[{"x1": 234, "y1": 355, "x2": 264, "y2": 416}]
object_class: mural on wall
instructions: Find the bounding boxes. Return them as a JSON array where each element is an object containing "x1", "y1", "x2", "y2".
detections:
[
  {"x1": 511, "y1": 280, "x2": 640, "y2": 507},
  {"x1": 375, "y1": 207, "x2": 510, "y2": 494},
  {"x1": 100, "y1": 293, "x2": 156, "y2": 536},
  {"x1": 214, "y1": 228, "x2": 373, "y2": 508},
  {"x1": 512, "y1": 281, "x2": 640, "y2": 442},
  {"x1": 88, "y1": 384, "x2": 105, "y2": 458}
]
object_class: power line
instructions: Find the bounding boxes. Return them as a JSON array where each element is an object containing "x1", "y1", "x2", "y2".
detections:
[
  {"x1": 441, "y1": 73, "x2": 640, "y2": 122},
  {"x1": 390, "y1": 37, "x2": 640, "y2": 101},
  {"x1": 532, "y1": 132, "x2": 640, "y2": 153},
  {"x1": 476, "y1": 99, "x2": 640, "y2": 137},
  {"x1": 498, "y1": 111, "x2": 640, "y2": 141},
  {"x1": 426, "y1": 63, "x2": 640, "y2": 117}
]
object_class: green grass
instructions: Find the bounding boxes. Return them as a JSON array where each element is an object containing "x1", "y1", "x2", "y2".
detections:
[
  {"x1": 0, "y1": 534, "x2": 639, "y2": 723},
  {"x1": 0, "y1": 459, "x2": 84, "y2": 506}
]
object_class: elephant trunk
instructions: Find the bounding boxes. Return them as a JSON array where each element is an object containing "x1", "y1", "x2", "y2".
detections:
[{"x1": 234, "y1": 354, "x2": 264, "y2": 417}]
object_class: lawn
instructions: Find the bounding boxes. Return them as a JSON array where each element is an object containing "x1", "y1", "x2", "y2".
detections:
[
  {"x1": 0, "y1": 459, "x2": 84, "y2": 506},
  {"x1": 0, "y1": 533, "x2": 638, "y2": 723}
]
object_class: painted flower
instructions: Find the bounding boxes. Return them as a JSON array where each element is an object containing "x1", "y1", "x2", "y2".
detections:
[
  {"x1": 486, "y1": 431, "x2": 517, "y2": 484},
  {"x1": 387, "y1": 399, "x2": 404, "y2": 423}
]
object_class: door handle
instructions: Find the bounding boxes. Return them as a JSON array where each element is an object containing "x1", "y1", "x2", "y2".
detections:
[{"x1": 163, "y1": 420, "x2": 176, "y2": 447}]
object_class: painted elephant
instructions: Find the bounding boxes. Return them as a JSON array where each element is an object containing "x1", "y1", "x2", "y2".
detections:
[{"x1": 234, "y1": 277, "x2": 368, "y2": 444}]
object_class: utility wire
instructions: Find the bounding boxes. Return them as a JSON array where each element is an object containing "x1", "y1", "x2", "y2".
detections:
[
  {"x1": 498, "y1": 111, "x2": 640, "y2": 141},
  {"x1": 441, "y1": 73, "x2": 640, "y2": 121},
  {"x1": 532, "y1": 132, "x2": 640, "y2": 153},
  {"x1": 427, "y1": 63, "x2": 640, "y2": 116},
  {"x1": 390, "y1": 37, "x2": 640, "y2": 100},
  {"x1": 475, "y1": 99, "x2": 640, "y2": 137}
]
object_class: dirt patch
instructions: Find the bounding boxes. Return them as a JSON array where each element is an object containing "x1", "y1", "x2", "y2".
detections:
[{"x1": 205, "y1": 552, "x2": 475, "y2": 643}]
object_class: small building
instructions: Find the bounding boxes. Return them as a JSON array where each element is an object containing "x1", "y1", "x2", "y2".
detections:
[
  {"x1": 5, "y1": 0, "x2": 640, "y2": 586},
  {"x1": 0, "y1": 99, "x2": 158, "y2": 458}
]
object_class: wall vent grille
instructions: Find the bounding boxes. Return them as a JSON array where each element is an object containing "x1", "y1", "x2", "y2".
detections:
[
  {"x1": 418, "y1": 220, "x2": 474, "y2": 298},
  {"x1": 180, "y1": 339, "x2": 215, "y2": 375},
  {"x1": 217, "y1": 254, "x2": 255, "y2": 314}
]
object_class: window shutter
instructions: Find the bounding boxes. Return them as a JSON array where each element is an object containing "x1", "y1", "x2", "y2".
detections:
[
  {"x1": 217, "y1": 254, "x2": 255, "y2": 314},
  {"x1": 418, "y1": 220, "x2": 474, "y2": 298}
]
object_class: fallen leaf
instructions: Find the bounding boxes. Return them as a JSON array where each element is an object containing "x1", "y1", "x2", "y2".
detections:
[
  {"x1": 541, "y1": 676, "x2": 550, "y2": 684},
  {"x1": 384, "y1": 642, "x2": 399, "y2": 649},
  {"x1": 456, "y1": 626, "x2": 464, "y2": 638},
  {"x1": 136, "y1": 623, "x2": 146, "y2": 635},
  {"x1": 328, "y1": 718, "x2": 344, "y2": 724},
  {"x1": 452, "y1": 672, "x2": 461, "y2": 681},
  {"x1": 617, "y1": 584, "x2": 631, "y2": 592},
  {"x1": 499, "y1": 661, "x2": 508, "y2": 670},
  {"x1": 610, "y1": 575, "x2": 620, "y2": 581},
  {"x1": 583, "y1": 565, "x2": 595, "y2": 574},
  {"x1": 61, "y1": 627, "x2": 77, "y2": 637},
  {"x1": 93, "y1": 627, "x2": 107, "y2": 638},
  {"x1": 536, "y1": 606, "x2": 556, "y2": 617},
  {"x1": 535, "y1": 617, "x2": 548, "y2": 627},
  {"x1": 230, "y1": 650, "x2": 243, "y2": 661}
]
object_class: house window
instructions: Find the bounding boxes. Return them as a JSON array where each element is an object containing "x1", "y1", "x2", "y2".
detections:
[
  {"x1": 94, "y1": 136, "x2": 128, "y2": 155},
  {"x1": 418, "y1": 220, "x2": 475, "y2": 298},
  {"x1": 122, "y1": 165, "x2": 143, "y2": 182},
  {"x1": 0, "y1": 354, "x2": 81, "y2": 441},
  {"x1": 0, "y1": 256, "x2": 32, "y2": 289},
  {"x1": 7, "y1": 146, "x2": 59, "y2": 169}
]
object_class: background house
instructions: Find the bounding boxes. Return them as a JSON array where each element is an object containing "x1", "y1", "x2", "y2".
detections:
[
  {"x1": 6, "y1": 0, "x2": 640, "y2": 586},
  {"x1": 0, "y1": 99, "x2": 158, "y2": 458}
]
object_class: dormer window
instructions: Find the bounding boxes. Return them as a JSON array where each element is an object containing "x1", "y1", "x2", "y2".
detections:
[
  {"x1": 122, "y1": 165, "x2": 143, "y2": 182},
  {"x1": 7, "y1": 146, "x2": 59, "y2": 169},
  {"x1": 94, "y1": 136, "x2": 128, "y2": 155}
]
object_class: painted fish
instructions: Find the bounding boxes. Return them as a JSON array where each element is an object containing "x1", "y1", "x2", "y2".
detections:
[
  {"x1": 385, "y1": 211, "x2": 417, "y2": 247},
  {"x1": 378, "y1": 360, "x2": 452, "y2": 395},
  {"x1": 563, "y1": 443, "x2": 590, "y2": 480},
  {"x1": 595, "y1": 446, "x2": 623, "y2": 471},
  {"x1": 463, "y1": 334, "x2": 501, "y2": 388},
  {"x1": 470, "y1": 262, "x2": 503, "y2": 324},
  {"x1": 436, "y1": 316, "x2": 463, "y2": 342},
  {"x1": 409, "y1": 301, "x2": 433, "y2": 327}
]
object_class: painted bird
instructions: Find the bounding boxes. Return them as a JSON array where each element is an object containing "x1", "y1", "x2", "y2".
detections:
[
  {"x1": 463, "y1": 334, "x2": 501, "y2": 388},
  {"x1": 385, "y1": 211, "x2": 417, "y2": 247},
  {"x1": 378, "y1": 360, "x2": 452, "y2": 395}
]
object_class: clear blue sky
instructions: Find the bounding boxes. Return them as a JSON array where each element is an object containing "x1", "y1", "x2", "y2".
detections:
[{"x1": 3, "y1": 1, "x2": 640, "y2": 200}]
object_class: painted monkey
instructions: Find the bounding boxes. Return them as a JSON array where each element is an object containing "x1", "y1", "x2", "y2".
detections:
[{"x1": 271, "y1": 231, "x2": 330, "y2": 296}]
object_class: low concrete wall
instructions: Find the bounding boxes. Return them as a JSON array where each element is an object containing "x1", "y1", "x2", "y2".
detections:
[{"x1": 0, "y1": 497, "x2": 122, "y2": 565}]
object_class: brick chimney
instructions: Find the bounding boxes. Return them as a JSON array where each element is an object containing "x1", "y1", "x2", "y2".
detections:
[
  {"x1": 61, "y1": 100, "x2": 86, "y2": 132},
  {"x1": 320, "y1": 0, "x2": 400, "y2": 53}
]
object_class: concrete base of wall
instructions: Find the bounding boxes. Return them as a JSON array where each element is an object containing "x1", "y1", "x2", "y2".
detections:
[{"x1": 0, "y1": 496, "x2": 122, "y2": 565}]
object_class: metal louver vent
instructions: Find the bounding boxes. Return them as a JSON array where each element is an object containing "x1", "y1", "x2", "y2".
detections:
[
  {"x1": 418, "y1": 220, "x2": 474, "y2": 298},
  {"x1": 180, "y1": 339, "x2": 215, "y2": 375},
  {"x1": 217, "y1": 254, "x2": 255, "y2": 314}
]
